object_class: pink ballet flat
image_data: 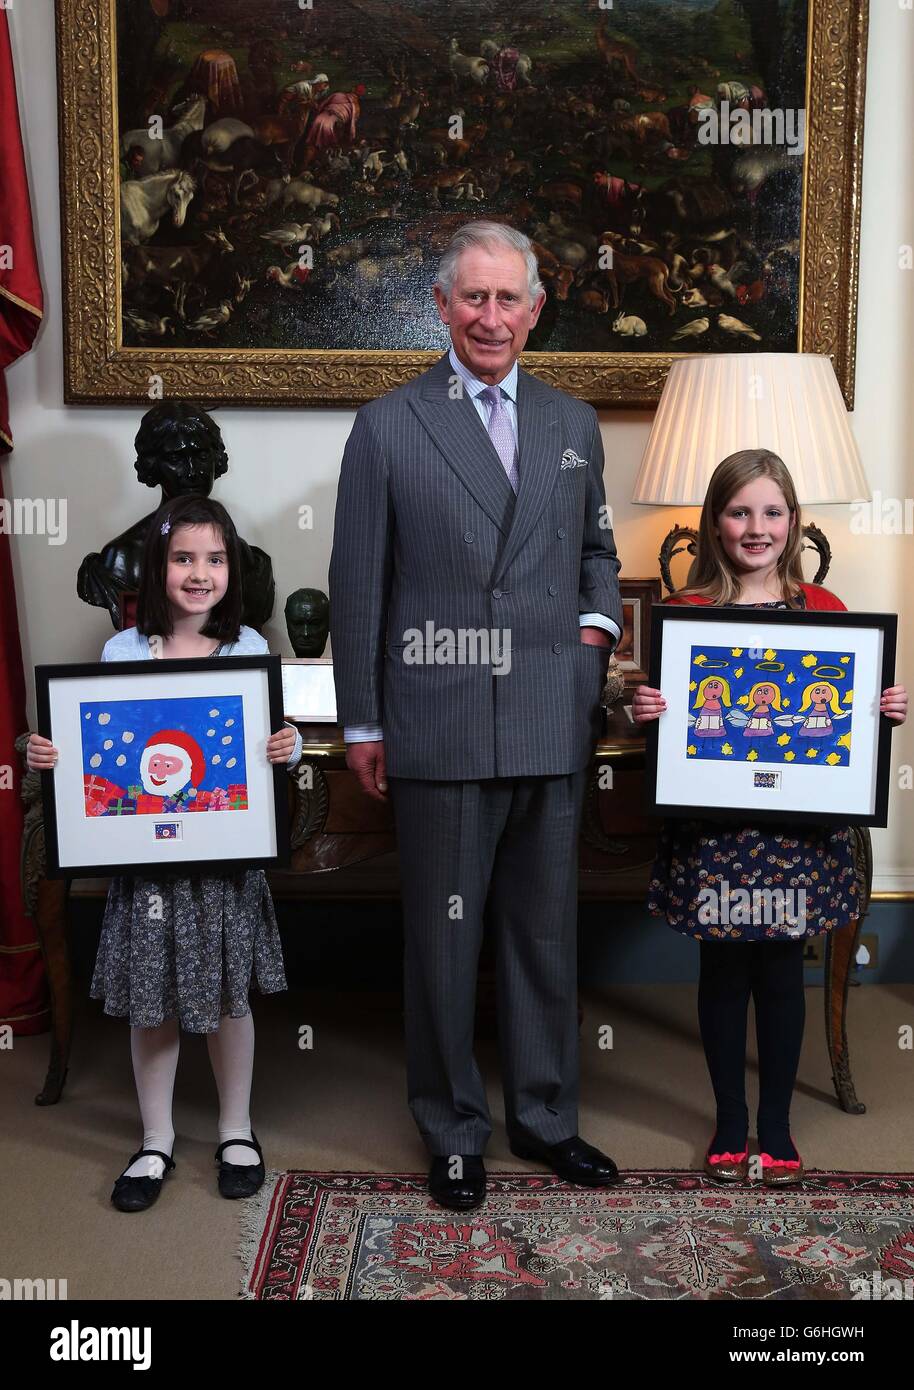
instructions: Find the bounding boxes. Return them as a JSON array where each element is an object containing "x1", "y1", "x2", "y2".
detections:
[
  {"x1": 760, "y1": 1149, "x2": 804, "y2": 1185},
  {"x1": 703, "y1": 1146, "x2": 748, "y2": 1183}
]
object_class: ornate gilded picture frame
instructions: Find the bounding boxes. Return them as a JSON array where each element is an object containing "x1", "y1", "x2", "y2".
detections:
[{"x1": 57, "y1": 0, "x2": 867, "y2": 408}]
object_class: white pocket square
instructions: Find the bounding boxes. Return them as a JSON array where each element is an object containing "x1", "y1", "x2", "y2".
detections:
[{"x1": 560, "y1": 449, "x2": 589, "y2": 470}]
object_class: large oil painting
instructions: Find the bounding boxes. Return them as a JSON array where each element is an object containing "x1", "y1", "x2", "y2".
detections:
[{"x1": 57, "y1": 0, "x2": 867, "y2": 406}]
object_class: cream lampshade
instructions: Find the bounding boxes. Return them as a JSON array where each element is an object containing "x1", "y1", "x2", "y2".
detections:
[{"x1": 632, "y1": 353, "x2": 869, "y2": 506}]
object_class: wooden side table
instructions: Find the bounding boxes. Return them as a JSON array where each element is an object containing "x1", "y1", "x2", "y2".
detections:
[{"x1": 16, "y1": 712, "x2": 870, "y2": 1112}]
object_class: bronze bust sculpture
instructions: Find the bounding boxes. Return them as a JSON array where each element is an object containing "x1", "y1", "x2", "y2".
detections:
[
  {"x1": 284, "y1": 588, "x2": 329, "y2": 657},
  {"x1": 77, "y1": 401, "x2": 275, "y2": 631}
]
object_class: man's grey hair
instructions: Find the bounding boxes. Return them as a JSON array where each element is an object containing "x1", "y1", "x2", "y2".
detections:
[{"x1": 435, "y1": 221, "x2": 544, "y2": 304}]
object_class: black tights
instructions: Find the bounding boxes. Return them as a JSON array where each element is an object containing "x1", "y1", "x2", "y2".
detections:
[{"x1": 698, "y1": 939, "x2": 805, "y2": 1161}]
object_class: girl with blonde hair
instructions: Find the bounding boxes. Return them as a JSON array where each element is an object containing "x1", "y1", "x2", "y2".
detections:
[{"x1": 634, "y1": 450, "x2": 907, "y2": 1185}]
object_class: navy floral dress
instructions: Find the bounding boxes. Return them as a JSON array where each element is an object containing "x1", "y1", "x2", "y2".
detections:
[{"x1": 647, "y1": 598, "x2": 860, "y2": 941}]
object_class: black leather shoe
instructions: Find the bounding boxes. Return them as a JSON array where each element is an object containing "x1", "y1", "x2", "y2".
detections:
[
  {"x1": 509, "y1": 1134, "x2": 619, "y2": 1187},
  {"x1": 111, "y1": 1148, "x2": 175, "y2": 1212},
  {"x1": 215, "y1": 1133, "x2": 265, "y2": 1199},
  {"x1": 428, "y1": 1154, "x2": 487, "y2": 1211}
]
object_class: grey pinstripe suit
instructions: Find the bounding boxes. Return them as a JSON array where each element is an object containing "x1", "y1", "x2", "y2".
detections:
[{"x1": 329, "y1": 350, "x2": 623, "y2": 1153}]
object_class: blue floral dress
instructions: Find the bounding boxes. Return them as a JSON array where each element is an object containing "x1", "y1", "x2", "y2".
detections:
[{"x1": 647, "y1": 598, "x2": 860, "y2": 941}]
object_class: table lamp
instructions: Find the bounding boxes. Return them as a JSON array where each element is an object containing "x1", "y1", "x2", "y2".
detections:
[{"x1": 632, "y1": 354, "x2": 870, "y2": 592}]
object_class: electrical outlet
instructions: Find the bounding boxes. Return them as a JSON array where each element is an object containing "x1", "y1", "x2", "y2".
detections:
[
  {"x1": 803, "y1": 936, "x2": 825, "y2": 966},
  {"x1": 803, "y1": 932, "x2": 878, "y2": 968}
]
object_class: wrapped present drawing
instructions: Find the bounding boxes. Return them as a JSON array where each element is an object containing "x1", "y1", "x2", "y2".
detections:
[
  {"x1": 208, "y1": 788, "x2": 229, "y2": 812},
  {"x1": 84, "y1": 774, "x2": 126, "y2": 807},
  {"x1": 104, "y1": 797, "x2": 137, "y2": 816},
  {"x1": 128, "y1": 784, "x2": 143, "y2": 800},
  {"x1": 136, "y1": 793, "x2": 165, "y2": 815},
  {"x1": 227, "y1": 783, "x2": 248, "y2": 810}
]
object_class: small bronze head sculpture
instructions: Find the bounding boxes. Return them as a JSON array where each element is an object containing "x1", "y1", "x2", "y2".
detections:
[{"x1": 285, "y1": 588, "x2": 330, "y2": 657}]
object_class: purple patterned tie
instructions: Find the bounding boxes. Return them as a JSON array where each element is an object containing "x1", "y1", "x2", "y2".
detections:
[{"x1": 480, "y1": 385, "x2": 519, "y2": 493}]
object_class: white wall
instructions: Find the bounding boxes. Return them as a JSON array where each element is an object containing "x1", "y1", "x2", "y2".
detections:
[{"x1": 5, "y1": 1, "x2": 913, "y2": 890}]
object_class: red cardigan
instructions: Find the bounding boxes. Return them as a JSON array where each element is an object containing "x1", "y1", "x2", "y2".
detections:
[{"x1": 667, "y1": 582, "x2": 846, "y2": 612}]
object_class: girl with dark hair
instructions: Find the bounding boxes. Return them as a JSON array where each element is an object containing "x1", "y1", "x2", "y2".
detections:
[
  {"x1": 28, "y1": 495, "x2": 301, "y2": 1212},
  {"x1": 633, "y1": 450, "x2": 907, "y2": 1186},
  {"x1": 135, "y1": 494, "x2": 244, "y2": 646}
]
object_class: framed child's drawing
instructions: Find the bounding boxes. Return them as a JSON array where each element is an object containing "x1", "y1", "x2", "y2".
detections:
[
  {"x1": 646, "y1": 608, "x2": 897, "y2": 827},
  {"x1": 36, "y1": 655, "x2": 290, "y2": 877},
  {"x1": 57, "y1": 0, "x2": 867, "y2": 407}
]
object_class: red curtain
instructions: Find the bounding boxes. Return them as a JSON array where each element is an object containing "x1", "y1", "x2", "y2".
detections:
[{"x1": 0, "y1": 9, "x2": 48, "y2": 1034}]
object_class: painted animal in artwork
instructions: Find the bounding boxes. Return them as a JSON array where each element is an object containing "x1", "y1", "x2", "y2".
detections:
[
  {"x1": 121, "y1": 97, "x2": 206, "y2": 175},
  {"x1": 120, "y1": 170, "x2": 196, "y2": 244}
]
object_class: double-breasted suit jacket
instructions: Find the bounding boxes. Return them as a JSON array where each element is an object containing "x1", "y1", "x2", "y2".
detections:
[{"x1": 329, "y1": 351, "x2": 623, "y2": 780}]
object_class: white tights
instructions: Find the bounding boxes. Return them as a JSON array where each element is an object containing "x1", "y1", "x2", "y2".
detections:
[{"x1": 123, "y1": 1012, "x2": 258, "y2": 1179}]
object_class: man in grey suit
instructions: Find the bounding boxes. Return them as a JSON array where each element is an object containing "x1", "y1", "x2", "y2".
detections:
[{"x1": 329, "y1": 221, "x2": 624, "y2": 1209}]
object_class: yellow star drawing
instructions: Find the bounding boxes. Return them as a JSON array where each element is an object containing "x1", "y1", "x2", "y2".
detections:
[
  {"x1": 763, "y1": 649, "x2": 777, "y2": 661},
  {"x1": 784, "y1": 750, "x2": 796, "y2": 762},
  {"x1": 801, "y1": 654, "x2": 817, "y2": 667},
  {"x1": 721, "y1": 743, "x2": 734, "y2": 756},
  {"x1": 746, "y1": 748, "x2": 758, "y2": 761},
  {"x1": 687, "y1": 745, "x2": 697, "y2": 756},
  {"x1": 825, "y1": 752, "x2": 841, "y2": 765},
  {"x1": 837, "y1": 732, "x2": 851, "y2": 750},
  {"x1": 805, "y1": 747, "x2": 819, "y2": 758},
  {"x1": 777, "y1": 733, "x2": 791, "y2": 745},
  {"x1": 731, "y1": 648, "x2": 743, "y2": 657}
]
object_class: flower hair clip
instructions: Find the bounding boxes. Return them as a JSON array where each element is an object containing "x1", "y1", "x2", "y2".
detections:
[{"x1": 160, "y1": 516, "x2": 171, "y2": 536}]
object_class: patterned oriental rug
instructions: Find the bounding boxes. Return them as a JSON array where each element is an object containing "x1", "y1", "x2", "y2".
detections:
[{"x1": 239, "y1": 1171, "x2": 914, "y2": 1302}]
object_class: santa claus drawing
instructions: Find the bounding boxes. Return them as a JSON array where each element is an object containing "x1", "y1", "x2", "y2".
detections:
[{"x1": 139, "y1": 728, "x2": 205, "y2": 801}]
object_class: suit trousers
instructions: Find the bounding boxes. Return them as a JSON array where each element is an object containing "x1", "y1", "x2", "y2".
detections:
[{"x1": 388, "y1": 769, "x2": 588, "y2": 1155}]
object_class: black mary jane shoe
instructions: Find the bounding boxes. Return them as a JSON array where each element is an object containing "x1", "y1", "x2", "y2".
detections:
[
  {"x1": 111, "y1": 1148, "x2": 176, "y2": 1213},
  {"x1": 214, "y1": 1133, "x2": 265, "y2": 1199},
  {"x1": 428, "y1": 1154, "x2": 487, "y2": 1211},
  {"x1": 509, "y1": 1134, "x2": 620, "y2": 1187}
]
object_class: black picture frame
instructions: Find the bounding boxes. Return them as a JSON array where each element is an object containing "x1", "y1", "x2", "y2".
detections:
[
  {"x1": 36, "y1": 654, "x2": 290, "y2": 878},
  {"x1": 644, "y1": 607, "x2": 898, "y2": 828}
]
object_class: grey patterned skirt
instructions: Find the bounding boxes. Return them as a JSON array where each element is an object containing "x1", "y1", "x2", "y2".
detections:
[{"x1": 90, "y1": 869, "x2": 287, "y2": 1032}]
